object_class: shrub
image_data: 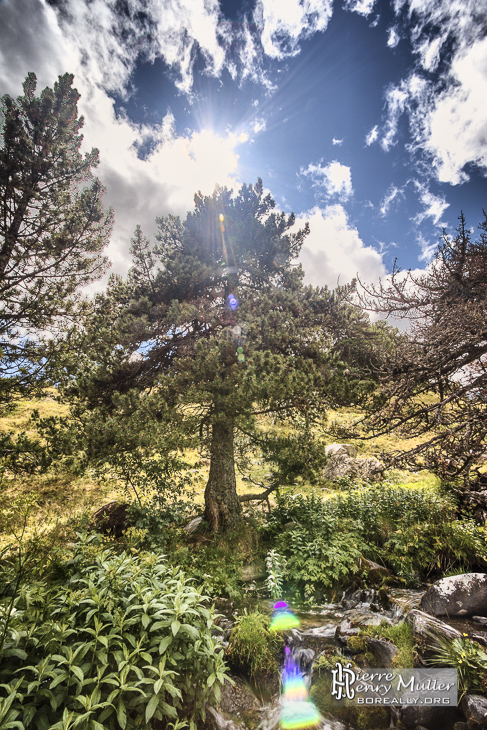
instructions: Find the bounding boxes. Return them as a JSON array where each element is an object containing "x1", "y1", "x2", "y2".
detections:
[
  {"x1": 0, "y1": 535, "x2": 229, "y2": 730},
  {"x1": 262, "y1": 492, "x2": 364, "y2": 599},
  {"x1": 226, "y1": 610, "x2": 283, "y2": 678}
]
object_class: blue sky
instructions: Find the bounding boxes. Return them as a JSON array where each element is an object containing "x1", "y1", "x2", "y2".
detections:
[{"x1": 1, "y1": 0, "x2": 486, "y2": 290}]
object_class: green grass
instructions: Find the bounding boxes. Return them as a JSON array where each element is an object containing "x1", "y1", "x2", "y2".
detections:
[{"x1": 0, "y1": 394, "x2": 445, "y2": 556}]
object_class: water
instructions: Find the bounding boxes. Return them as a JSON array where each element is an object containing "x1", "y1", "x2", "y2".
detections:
[{"x1": 212, "y1": 587, "x2": 425, "y2": 730}]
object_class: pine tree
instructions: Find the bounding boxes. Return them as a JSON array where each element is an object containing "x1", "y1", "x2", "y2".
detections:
[
  {"x1": 0, "y1": 72, "x2": 113, "y2": 407},
  {"x1": 356, "y1": 212, "x2": 487, "y2": 488},
  {"x1": 62, "y1": 182, "x2": 379, "y2": 531}
]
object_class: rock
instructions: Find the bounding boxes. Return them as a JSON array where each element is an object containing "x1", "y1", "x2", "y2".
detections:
[
  {"x1": 185, "y1": 516, "x2": 204, "y2": 534},
  {"x1": 420, "y1": 574, "x2": 487, "y2": 617},
  {"x1": 358, "y1": 556, "x2": 392, "y2": 585},
  {"x1": 460, "y1": 695, "x2": 487, "y2": 729},
  {"x1": 325, "y1": 443, "x2": 358, "y2": 458},
  {"x1": 218, "y1": 677, "x2": 261, "y2": 716},
  {"x1": 406, "y1": 609, "x2": 462, "y2": 644},
  {"x1": 453, "y1": 723, "x2": 469, "y2": 730},
  {"x1": 473, "y1": 617, "x2": 487, "y2": 626},
  {"x1": 238, "y1": 561, "x2": 266, "y2": 582},
  {"x1": 90, "y1": 501, "x2": 132, "y2": 537},
  {"x1": 401, "y1": 705, "x2": 460, "y2": 729},
  {"x1": 322, "y1": 453, "x2": 385, "y2": 482},
  {"x1": 365, "y1": 636, "x2": 398, "y2": 667}
]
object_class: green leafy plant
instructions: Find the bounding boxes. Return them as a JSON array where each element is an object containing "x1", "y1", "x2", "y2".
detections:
[
  {"x1": 426, "y1": 633, "x2": 487, "y2": 697},
  {"x1": 0, "y1": 535, "x2": 229, "y2": 730},
  {"x1": 265, "y1": 550, "x2": 287, "y2": 599},
  {"x1": 359, "y1": 621, "x2": 416, "y2": 667},
  {"x1": 226, "y1": 610, "x2": 283, "y2": 678}
]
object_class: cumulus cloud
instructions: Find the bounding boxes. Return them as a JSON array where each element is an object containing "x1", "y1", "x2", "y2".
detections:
[
  {"x1": 387, "y1": 27, "x2": 400, "y2": 48},
  {"x1": 253, "y1": 0, "x2": 333, "y2": 60},
  {"x1": 300, "y1": 160, "x2": 353, "y2": 201},
  {"x1": 0, "y1": 0, "x2": 248, "y2": 281},
  {"x1": 332, "y1": 137, "x2": 343, "y2": 146},
  {"x1": 374, "y1": 0, "x2": 487, "y2": 184},
  {"x1": 343, "y1": 0, "x2": 377, "y2": 17},
  {"x1": 298, "y1": 205, "x2": 386, "y2": 288},
  {"x1": 421, "y1": 38, "x2": 487, "y2": 184}
]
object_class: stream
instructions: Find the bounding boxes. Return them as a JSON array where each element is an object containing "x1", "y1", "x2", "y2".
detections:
[{"x1": 210, "y1": 587, "x2": 427, "y2": 730}]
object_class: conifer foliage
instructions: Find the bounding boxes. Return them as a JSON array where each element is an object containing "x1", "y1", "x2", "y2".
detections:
[
  {"x1": 0, "y1": 73, "x2": 112, "y2": 406},
  {"x1": 65, "y1": 182, "x2": 377, "y2": 531}
]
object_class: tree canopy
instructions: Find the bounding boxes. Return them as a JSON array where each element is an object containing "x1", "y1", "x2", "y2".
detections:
[
  {"x1": 0, "y1": 72, "x2": 112, "y2": 407},
  {"x1": 355, "y1": 212, "x2": 487, "y2": 487},
  {"x1": 56, "y1": 181, "x2": 382, "y2": 531}
]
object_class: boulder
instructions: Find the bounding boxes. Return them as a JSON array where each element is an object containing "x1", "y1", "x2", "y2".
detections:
[
  {"x1": 400, "y1": 705, "x2": 460, "y2": 729},
  {"x1": 365, "y1": 636, "x2": 398, "y2": 667},
  {"x1": 325, "y1": 443, "x2": 358, "y2": 458},
  {"x1": 238, "y1": 560, "x2": 266, "y2": 582},
  {"x1": 90, "y1": 501, "x2": 132, "y2": 537},
  {"x1": 358, "y1": 556, "x2": 392, "y2": 585},
  {"x1": 420, "y1": 574, "x2": 487, "y2": 617},
  {"x1": 460, "y1": 695, "x2": 487, "y2": 730},
  {"x1": 323, "y1": 454, "x2": 385, "y2": 482},
  {"x1": 406, "y1": 609, "x2": 462, "y2": 644},
  {"x1": 185, "y1": 516, "x2": 204, "y2": 534}
]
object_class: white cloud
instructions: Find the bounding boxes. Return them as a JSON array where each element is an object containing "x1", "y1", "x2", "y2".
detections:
[
  {"x1": 413, "y1": 183, "x2": 449, "y2": 226},
  {"x1": 301, "y1": 160, "x2": 353, "y2": 201},
  {"x1": 253, "y1": 0, "x2": 333, "y2": 60},
  {"x1": 343, "y1": 0, "x2": 377, "y2": 17},
  {"x1": 251, "y1": 118, "x2": 267, "y2": 134},
  {"x1": 0, "y1": 0, "x2": 247, "y2": 282},
  {"x1": 387, "y1": 27, "x2": 400, "y2": 48},
  {"x1": 365, "y1": 125, "x2": 379, "y2": 146},
  {"x1": 416, "y1": 232, "x2": 437, "y2": 262},
  {"x1": 298, "y1": 205, "x2": 386, "y2": 288},
  {"x1": 421, "y1": 38, "x2": 487, "y2": 184},
  {"x1": 375, "y1": 0, "x2": 487, "y2": 184},
  {"x1": 379, "y1": 185, "x2": 404, "y2": 217},
  {"x1": 332, "y1": 137, "x2": 343, "y2": 145}
]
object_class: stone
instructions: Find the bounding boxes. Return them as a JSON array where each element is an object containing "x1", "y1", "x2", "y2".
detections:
[
  {"x1": 365, "y1": 636, "x2": 398, "y2": 667},
  {"x1": 420, "y1": 574, "x2": 487, "y2": 617},
  {"x1": 185, "y1": 516, "x2": 204, "y2": 534},
  {"x1": 453, "y1": 723, "x2": 469, "y2": 730},
  {"x1": 460, "y1": 694, "x2": 487, "y2": 729},
  {"x1": 325, "y1": 443, "x2": 358, "y2": 458},
  {"x1": 358, "y1": 556, "x2": 392, "y2": 584},
  {"x1": 406, "y1": 609, "x2": 462, "y2": 644},
  {"x1": 322, "y1": 453, "x2": 385, "y2": 482},
  {"x1": 90, "y1": 501, "x2": 132, "y2": 537},
  {"x1": 400, "y1": 705, "x2": 461, "y2": 729},
  {"x1": 238, "y1": 560, "x2": 266, "y2": 582}
]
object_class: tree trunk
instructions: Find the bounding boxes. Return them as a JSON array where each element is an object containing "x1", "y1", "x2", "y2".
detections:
[{"x1": 204, "y1": 416, "x2": 242, "y2": 533}]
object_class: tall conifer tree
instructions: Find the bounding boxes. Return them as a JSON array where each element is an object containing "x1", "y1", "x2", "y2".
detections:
[{"x1": 64, "y1": 182, "x2": 379, "y2": 531}]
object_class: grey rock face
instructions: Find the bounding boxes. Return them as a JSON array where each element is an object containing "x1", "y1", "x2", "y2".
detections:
[
  {"x1": 420, "y1": 574, "x2": 487, "y2": 617},
  {"x1": 460, "y1": 694, "x2": 487, "y2": 729},
  {"x1": 322, "y1": 453, "x2": 385, "y2": 482}
]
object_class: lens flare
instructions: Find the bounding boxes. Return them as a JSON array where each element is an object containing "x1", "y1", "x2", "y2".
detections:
[
  {"x1": 270, "y1": 603, "x2": 321, "y2": 729},
  {"x1": 227, "y1": 294, "x2": 238, "y2": 311}
]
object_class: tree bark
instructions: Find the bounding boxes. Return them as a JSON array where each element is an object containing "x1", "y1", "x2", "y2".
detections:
[{"x1": 204, "y1": 416, "x2": 242, "y2": 532}]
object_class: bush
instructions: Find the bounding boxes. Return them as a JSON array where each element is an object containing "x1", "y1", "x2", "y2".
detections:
[
  {"x1": 0, "y1": 535, "x2": 229, "y2": 730},
  {"x1": 262, "y1": 492, "x2": 364, "y2": 599},
  {"x1": 226, "y1": 610, "x2": 283, "y2": 678}
]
